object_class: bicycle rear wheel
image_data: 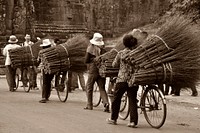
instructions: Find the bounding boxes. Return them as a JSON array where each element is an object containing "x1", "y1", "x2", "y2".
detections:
[
  {"x1": 142, "y1": 86, "x2": 167, "y2": 128},
  {"x1": 119, "y1": 94, "x2": 129, "y2": 120},
  {"x1": 93, "y1": 83, "x2": 101, "y2": 107},
  {"x1": 56, "y1": 74, "x2": 69, "y2": 102}
]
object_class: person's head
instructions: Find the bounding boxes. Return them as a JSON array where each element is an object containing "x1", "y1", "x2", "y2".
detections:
[
  {"x1": 25, "y1": 34, "x2": 31, "y2": 41},
  {"x1": 8, "y1": 35, "x2": 18, "y2": 44},
  {"x1": 54, "y1": 38, "x2": 61, "y2": 45},
  {"x1": 123, "y1": 34, "x2": 137, "y2": 49},
  {"x1": 40, "y1": 39, "x2": 52, "y2": 49},
  {"x1": 90, "y1": 33, "x2": 104, "y2": 47}
]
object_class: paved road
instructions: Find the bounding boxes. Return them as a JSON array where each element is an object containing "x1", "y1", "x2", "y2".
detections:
[{"x1": 0, "y1": 77, "x2": 200, "y2": 133}]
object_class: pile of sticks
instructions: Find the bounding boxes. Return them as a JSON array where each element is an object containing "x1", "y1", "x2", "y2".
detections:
[
  {"x1": 96, "y1": 48, "x2": 119, "y2": 77},
  {"x1": 9, "y1": 43, "x2": 41, "y2": 68},
  {"x1": 40, "y1": 35, "x2": 89, "y2": 74},
  {"x1": 125, "y1": 16, "x2": 200, "y2": 85}
]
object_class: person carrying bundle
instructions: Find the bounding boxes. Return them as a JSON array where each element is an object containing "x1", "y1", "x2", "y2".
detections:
[
  {"x1": 84, "y1": 33, "x2": 109, "y2": 112},
  {"x1": 3, "y1": 35, "x2": 21, "y2": 91},
  {"x1": 107, "y1": 34, "x2": 139, "y2": 128},
  {"x1": 38, "y1": 39, "x2": 55, "y2": 103}
]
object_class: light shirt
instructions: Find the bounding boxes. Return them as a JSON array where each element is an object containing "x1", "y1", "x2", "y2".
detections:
[
  {"x1": 3, "y1": 44, "x2": 21, "y2": 65},
  {"x1": 24, "y1": 41, "x2": 34, "y2": 46}
]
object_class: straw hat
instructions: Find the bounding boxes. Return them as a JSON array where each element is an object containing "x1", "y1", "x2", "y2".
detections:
[
  {"x1": 8, "y1": 35, "x2": 18, "y2": 43},
  {"x1": 90, "y1": 33, "x2": 104, "y2": 46},
  {"x1": 40, "y1": 39, "x2": 52, "y2": 47}
]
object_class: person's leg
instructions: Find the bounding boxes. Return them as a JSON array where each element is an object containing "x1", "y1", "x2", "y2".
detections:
[
  {"x1": 85, "y1": 74, "x2": 96, "y2": 109},
  {"x1": 78, "y1": 72, "x2": 85, "y2": 91},
  {"x1": 110, "y1": 82, "x2": 127, "y2": 121},
  {"x1": 164, "y1": 84, "x2": 170, "y2": 95},
  {"x1": 45, "y1": 74, "x2": 54, "y2": 99},
  {"x1": 190, "y1": 83, "x2": 198, "y2": 96},
  {"x1": 67, "y1": 71, "x2": 72, "y2": 92},
  {"x1": 5, "y1": 65, "x2": 15, "y2": 91},
  {"x1": 32, "y1": 66, "x2": 38, "y2": 88},
  {"x1": 71, "y1": 72, "x2": 78, "y2": 90},
  {"x1": 127, "y1": 85, "x2": 139, "y2": 126}
]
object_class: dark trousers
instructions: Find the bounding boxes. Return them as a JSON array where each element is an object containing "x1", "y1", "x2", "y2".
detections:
[
  {"x1": 42, "y1": 71, "x2": 54, "y2": 99},
  {"x1": 86, "y1": 73, "x2": 109, "y2": 108},
  {"x1": 111, "y1": 82, "x2": 138, "y2": 124},
  {"x1": 5, "y1": 65, "x2": 16, "y2": 90},
  {"x1": 67, "y1": 71, "x2": 78, "y2": 91},
  {"x1": 29, "y1": 66, "x2": 38, "y2": 87}
]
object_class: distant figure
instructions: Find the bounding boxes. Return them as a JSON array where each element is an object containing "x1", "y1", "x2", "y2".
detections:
[
  {"x1": 3, "y1": 35, "x2": 21, "y2": 91},
  {"x1": 23, "y1": 34, "x2": 34, "y2": 46}
]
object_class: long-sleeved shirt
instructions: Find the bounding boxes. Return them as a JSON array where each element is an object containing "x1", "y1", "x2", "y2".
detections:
[
  {"x1": 3, "y1": 44, "x2": 21, "y2": 65},
  {"x1": 85, "y1": 44, "x2": 106, "y2": 74},
  {"x1": 112, "y1": 48, "x2": 133, "y2": 83}
]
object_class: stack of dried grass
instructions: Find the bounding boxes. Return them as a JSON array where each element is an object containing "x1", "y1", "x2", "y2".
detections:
[
  {"x1": 40, "y1": 35, "x2": 89, "y2": 74},
  {"x1": 97, "y1": 48, "x2": 119, "y2": 77},
  {"x1": 97, "y1": 29, "x2": 147, "y2": 77},
  {"x1": 124, "y1": 16, "x2": 200, "y2": 85},
  {"x1": 9, "y1": 40, "x2": 42, "y2": 68}
]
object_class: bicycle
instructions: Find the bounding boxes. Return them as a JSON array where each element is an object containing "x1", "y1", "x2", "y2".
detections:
[
  {"x1": 39, "y1": 71, "x2": 69, "y2": 102},
  {"x1": 119, "y1": 85, "x2": 167, "y2": 129},
  {"x1": 14, "y1": 67, "x2": 32, "y2": 92}
]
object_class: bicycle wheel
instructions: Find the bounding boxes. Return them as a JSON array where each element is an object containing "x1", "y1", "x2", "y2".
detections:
[
  {"x1": 56, "y1": 74, "x2": 68, "y2": 102},
  {"x1": 119, "y1": 95, "x2": 129, "y2": 120},
  {"x1": 120, "y1": 92, "x2": 128, "y2": 112},
  {"x1": 141, "y1": 86, "x2": 167, "y2": 128},
  {"x1": 93, "y1": 83, "x2": 101, "y2": 107},
  {"x1": 14, "y1": 73, "x2": 19, "y2": 91}
]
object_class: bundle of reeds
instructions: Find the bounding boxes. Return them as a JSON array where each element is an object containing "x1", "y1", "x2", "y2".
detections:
[
  {"x1": 9, "y1": 41, "x2": 42, "y2": 68},
  {"x1": 40, "y1": 35, "x2": 89, "y2": 74},
  {"x1": 125, "y1": 16, "x2": 200, "y2": 85},
  {"x1": 96, "y1": 48, "x2": 119, "y2": 77}
]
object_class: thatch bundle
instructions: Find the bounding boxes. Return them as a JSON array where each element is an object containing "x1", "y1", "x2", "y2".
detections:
[
  {"x1": 9, "y1": 40, "x2": 42, "y2": 68},
  {"x1": 40, "y1": 35, "x2": 89, "y2": 74},
  {"x1": 96, "y1": 48, "x2": 119, "y2": 77},
  {"x1": 125, "y1": 16, "x2": 200, "y2": 85},
  {"x1": 96, "y1": 29, "x2": 147, "y2": 77}
]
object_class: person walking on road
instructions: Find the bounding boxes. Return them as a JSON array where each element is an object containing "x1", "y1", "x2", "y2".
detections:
[
  {"x1": 107, "y1": 34, "x2": 139, "y2": 128},
  {"x1": 38, "y1": 39, "x2": 54, "y2": 103},
  {"x1": 84, "y1": 33, "x2": 109, "y2": 112},
  {"x1": 3, "y1": 35, "x2": 21, "y2": 92}
]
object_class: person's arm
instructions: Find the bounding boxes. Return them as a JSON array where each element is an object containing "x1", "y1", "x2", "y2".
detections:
[
  {"x1": 85, "y1": 52, "x2": 96, "y2": 64},
  {"x1": 112, "y1": 52, "x2": 120, "y2": 68},
  {"x1": 2, "y1": 46, "x2": 7, "y2": 56}
]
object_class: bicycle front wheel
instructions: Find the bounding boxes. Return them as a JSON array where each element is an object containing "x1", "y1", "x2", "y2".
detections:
[
  {"x1": 23, "y1": 71, "x2": 30, "y2": 93},
  {"x1": 56, "y1": 76, "x2": 69, "y2": 102},
  {"x1": 93, "y1": 83, "x2": 101, "y2": 107},
  {"x1": 119, "y1": 94, "x2": 129, "y2": 120},
  {"x1": 141, "y1": 86, "x2": 167, "y2": 128}
]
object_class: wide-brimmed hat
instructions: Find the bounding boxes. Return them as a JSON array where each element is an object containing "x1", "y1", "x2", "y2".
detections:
[
  {"x1": 8, "y1": 35, "x2": 18, "y2": 43},
  {"x1": 40, "y1": 39, "x2": 52, "y2": 47},
  {"x1": 25, "y1": 34, "x2": 31, "y2": 39},
  {"x1": 90, "y1": 33, "x2": 104, "y2": 46}
]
